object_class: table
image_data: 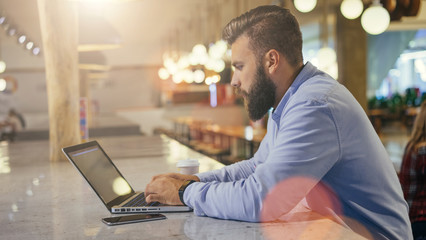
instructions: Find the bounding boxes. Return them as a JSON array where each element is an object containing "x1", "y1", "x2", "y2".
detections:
[
  {"x1": 0, "y1": 135, "x2": 365, "y2": 239},
  {"x1": 367, "y1": 109, "x2": 385, "y2": 135},
  {"x1": 172, "y1": 117, "x2": 267, "y2": 163}
]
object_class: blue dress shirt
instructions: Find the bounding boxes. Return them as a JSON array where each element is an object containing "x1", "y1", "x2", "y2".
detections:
[{"x1": 185, "y1": 62, "x2": 412, "y2": 239}]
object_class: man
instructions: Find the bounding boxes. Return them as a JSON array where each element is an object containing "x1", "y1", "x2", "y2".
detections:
[{"x1": 146, "y1": 5, "x2": 411, "y2": 239}]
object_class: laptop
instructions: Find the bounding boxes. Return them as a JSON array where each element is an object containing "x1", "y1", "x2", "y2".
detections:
[{"x1": 62, "y1": 140, "x2": 191, "y2": 213}]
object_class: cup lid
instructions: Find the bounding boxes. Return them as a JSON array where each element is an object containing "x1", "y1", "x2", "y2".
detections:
[{"x1": 176, "y1": 159, "x2": 200, "y2": 167}]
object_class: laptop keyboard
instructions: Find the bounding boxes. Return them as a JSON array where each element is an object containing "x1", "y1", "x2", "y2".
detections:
[{"x1": 123, "y1": 192, "x2": 161, "y2": 207}]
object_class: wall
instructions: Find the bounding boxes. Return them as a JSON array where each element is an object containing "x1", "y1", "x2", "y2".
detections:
[
  {"x1": 0, "y1": 65, "x2": 163, "y2": 129},
  {"x1": 90, "y1": 65, "x2": 161, "y2": 113}
]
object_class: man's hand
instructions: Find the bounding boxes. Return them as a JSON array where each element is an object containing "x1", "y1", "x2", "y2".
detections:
[
  {"x1": 145, "y1": 173, "x2": 200, "y2": 205},
  {"x1": 145, "y1": 176, "x2": 182, "y2": 205}
]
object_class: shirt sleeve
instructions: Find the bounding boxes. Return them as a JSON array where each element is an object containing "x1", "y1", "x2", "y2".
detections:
[
  {"x1": 195, "y1": 158, "x2": 256, "y2": 182},
  {"x1": 184, "y1": 100, "x2": 340, "y2": 222}
]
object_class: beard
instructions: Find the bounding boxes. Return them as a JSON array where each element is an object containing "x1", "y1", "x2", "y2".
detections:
[{"x1": 236, "y1": 64, "x2": 276, "y2": 121}]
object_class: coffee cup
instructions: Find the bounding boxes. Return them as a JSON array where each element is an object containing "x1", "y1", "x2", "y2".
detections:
[{"x1": 177, "y1": 159, "x2": 200, "y2": 175}]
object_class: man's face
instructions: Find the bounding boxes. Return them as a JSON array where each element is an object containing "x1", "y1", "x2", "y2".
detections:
[{"x1": 231, "y1": 36, "x2": 276, "y2": 121}]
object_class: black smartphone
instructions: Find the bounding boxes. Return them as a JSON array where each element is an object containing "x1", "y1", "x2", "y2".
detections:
[{"x1": 102, "y1": 214, "x2": 166, "y2": 226}]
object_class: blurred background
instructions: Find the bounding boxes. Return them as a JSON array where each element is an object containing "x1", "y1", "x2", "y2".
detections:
[{"x1": 0, "y1": 0, "x2": 425, "y2": 165}]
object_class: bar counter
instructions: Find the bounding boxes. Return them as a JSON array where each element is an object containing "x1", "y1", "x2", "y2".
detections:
[{"x1": 0, "y1": 135, "x2": 365, "y2": 239}]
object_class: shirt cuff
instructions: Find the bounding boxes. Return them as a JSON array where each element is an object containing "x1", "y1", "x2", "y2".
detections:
[
  {"x1": 183, "y1": 182, "x2": 195, "y2": 209},
  {"x1": 183, "y1": 181, "x2": 207, "y2": 217},
  {"x1": 195, "y1": 172, "x2": 212, "y2": 182}
]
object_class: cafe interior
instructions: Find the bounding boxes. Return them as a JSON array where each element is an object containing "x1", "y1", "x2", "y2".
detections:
[{"x1": 0, "y1": 0, "x2": 425, "y2": 239}]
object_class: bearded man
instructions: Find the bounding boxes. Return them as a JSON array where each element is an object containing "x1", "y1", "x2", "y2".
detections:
[{"x1": 145, "y1": 5, "x2": 411, "y2": 240}]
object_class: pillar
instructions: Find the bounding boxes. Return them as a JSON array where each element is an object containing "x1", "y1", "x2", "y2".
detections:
[
  {"x1": 336, "y1": 8, "x2": 368, "y2": 112},
  {"x1": 37, "y1": 0, "x2": 81, "y2": 161}
]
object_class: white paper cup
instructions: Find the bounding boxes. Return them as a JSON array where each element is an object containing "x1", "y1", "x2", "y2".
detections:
[{"x1": 177, "y1": 159, "x2": 200, "y2": 175}]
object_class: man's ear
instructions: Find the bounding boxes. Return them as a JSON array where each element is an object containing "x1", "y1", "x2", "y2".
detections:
[{"x1": 264, "y1": 49, "x2": 280, "y2": 74}]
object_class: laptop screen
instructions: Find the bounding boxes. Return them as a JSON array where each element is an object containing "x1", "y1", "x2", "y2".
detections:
[{"x1": 66, "y1": 144, "x2": 133, "y2": 204}]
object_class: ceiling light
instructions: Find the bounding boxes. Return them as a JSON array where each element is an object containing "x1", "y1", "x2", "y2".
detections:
[
  {"x1": 18, "y1": 35, "x2": 26, "y2": 44},
  {"x1": 213, "y1": 59, "x2": 225, "y2": 73},
  {"x1": 192, "y1": 44, "x2": 207, "y2": 56},
  {"x1": 32, "y1": 47, "x2": 41, "y2": 56},
  {"x1": 172, "y1": 71, "x2": 184, "y2": 84},
  {"x1": 294, "y1": 0, "x2": 317, "y2": 13},
  {"x1": 193, "y1": 70, "x2": 205, "y2": 83},
  {"x1": 0, "y1": 13, "x2": 42, "y2": 57},
  {"x1": 340, "y1": 0, "x2": 364, "y2": 19},
  {"x1": 0, "y1": 61, "x2": 6, "y2": 73},
  {"x1": 177, "y1": 56, "x2": 190, "y2": 69},
  {"x1": 183, "y1": 69, "x2": 194, "y2": 84},
  {"x1": 317, "y1": 47, "x2": 336, "y2": 68},
  {"x1": 205, "y1": 76, "x2": 213, "y2": 85},
  {"x1": 26, "y1": 41, "x2": 34, "y2": 50},
  {"x1": 164, "y1": 58, "x2": 178, "y2": 75},
  {"x1": 158, "y1": 68, "x2": 170, "y2": 80},
  {"x1": 361, "y1": 0, "x2": 390, "y2": 35},
  {"x1": 7, "y1": 27, "x2": 16, "y2": 36},
  {"x1": 211, "y1": 75, "x2": 221, "y2": 83},
  {"x1": 0, "y1": 78, "x2": 6, "y2": 91},
  {"x1": 209, "y1": 40, "x2": 228, "y2": 59}
]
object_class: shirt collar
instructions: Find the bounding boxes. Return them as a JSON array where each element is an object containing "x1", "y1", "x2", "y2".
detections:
[{"x1": 271, "y1": 61, "x2": 319, "y2": 126}]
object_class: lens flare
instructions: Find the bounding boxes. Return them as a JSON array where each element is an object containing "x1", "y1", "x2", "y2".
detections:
[{"x1": 260, "y1": 177, "x2": 371, "y2": 239}]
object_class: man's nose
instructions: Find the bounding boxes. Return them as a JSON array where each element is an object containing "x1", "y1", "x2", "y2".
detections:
[{"x1": 230, "y1": 74, "x2": 240, "y2": 88}]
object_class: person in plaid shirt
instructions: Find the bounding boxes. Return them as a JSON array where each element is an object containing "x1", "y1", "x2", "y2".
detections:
[{"x1": 400, "y1": 101, "x2": 426, "y2": 240}]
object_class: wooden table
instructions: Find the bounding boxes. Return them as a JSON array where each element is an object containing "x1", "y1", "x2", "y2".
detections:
[
  {"x1": 172, "y1": 117, "x2": 266, "y2": 163},
  {"x1": 0, "y1": 135, "x2": 365, "y2": 239}
]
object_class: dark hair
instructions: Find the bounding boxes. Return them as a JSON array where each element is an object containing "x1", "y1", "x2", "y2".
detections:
[{"x1": 222, "y1": 5, "x2": 303, "y2": 66}]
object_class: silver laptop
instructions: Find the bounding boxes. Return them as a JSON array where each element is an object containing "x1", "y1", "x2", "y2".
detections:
[{"x1": 62, "y1": 140, "x2": 191, "y2": 213}]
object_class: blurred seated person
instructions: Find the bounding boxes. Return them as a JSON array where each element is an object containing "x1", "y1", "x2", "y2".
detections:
[
  {"x1": 0, "y1": 109, "x2": 25, "y2": 141},
  {"x1": 400, "y1": 101, "x2": 426, "y2": 240}
]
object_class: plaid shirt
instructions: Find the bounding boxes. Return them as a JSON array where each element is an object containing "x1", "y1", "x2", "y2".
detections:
[{"x1": 399, "y1": 143, "x2": 426, "y2": 222}]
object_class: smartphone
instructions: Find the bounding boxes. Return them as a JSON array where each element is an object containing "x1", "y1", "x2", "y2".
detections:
[{"x1": 102, "y1": 214, "x2": 166, "y2": 226}]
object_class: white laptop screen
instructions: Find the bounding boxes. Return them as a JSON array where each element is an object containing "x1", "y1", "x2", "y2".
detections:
[{"x1": 68, "y1": 146, "x2": 133, "y2": 204}]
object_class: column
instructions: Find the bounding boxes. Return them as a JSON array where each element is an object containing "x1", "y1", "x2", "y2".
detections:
[
  {"x1": 37, "y1": 0, "x2": 81, "y2": 161},
  {"x1": 336, "y1": 9, "x2": 368, "y2": 112}
]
